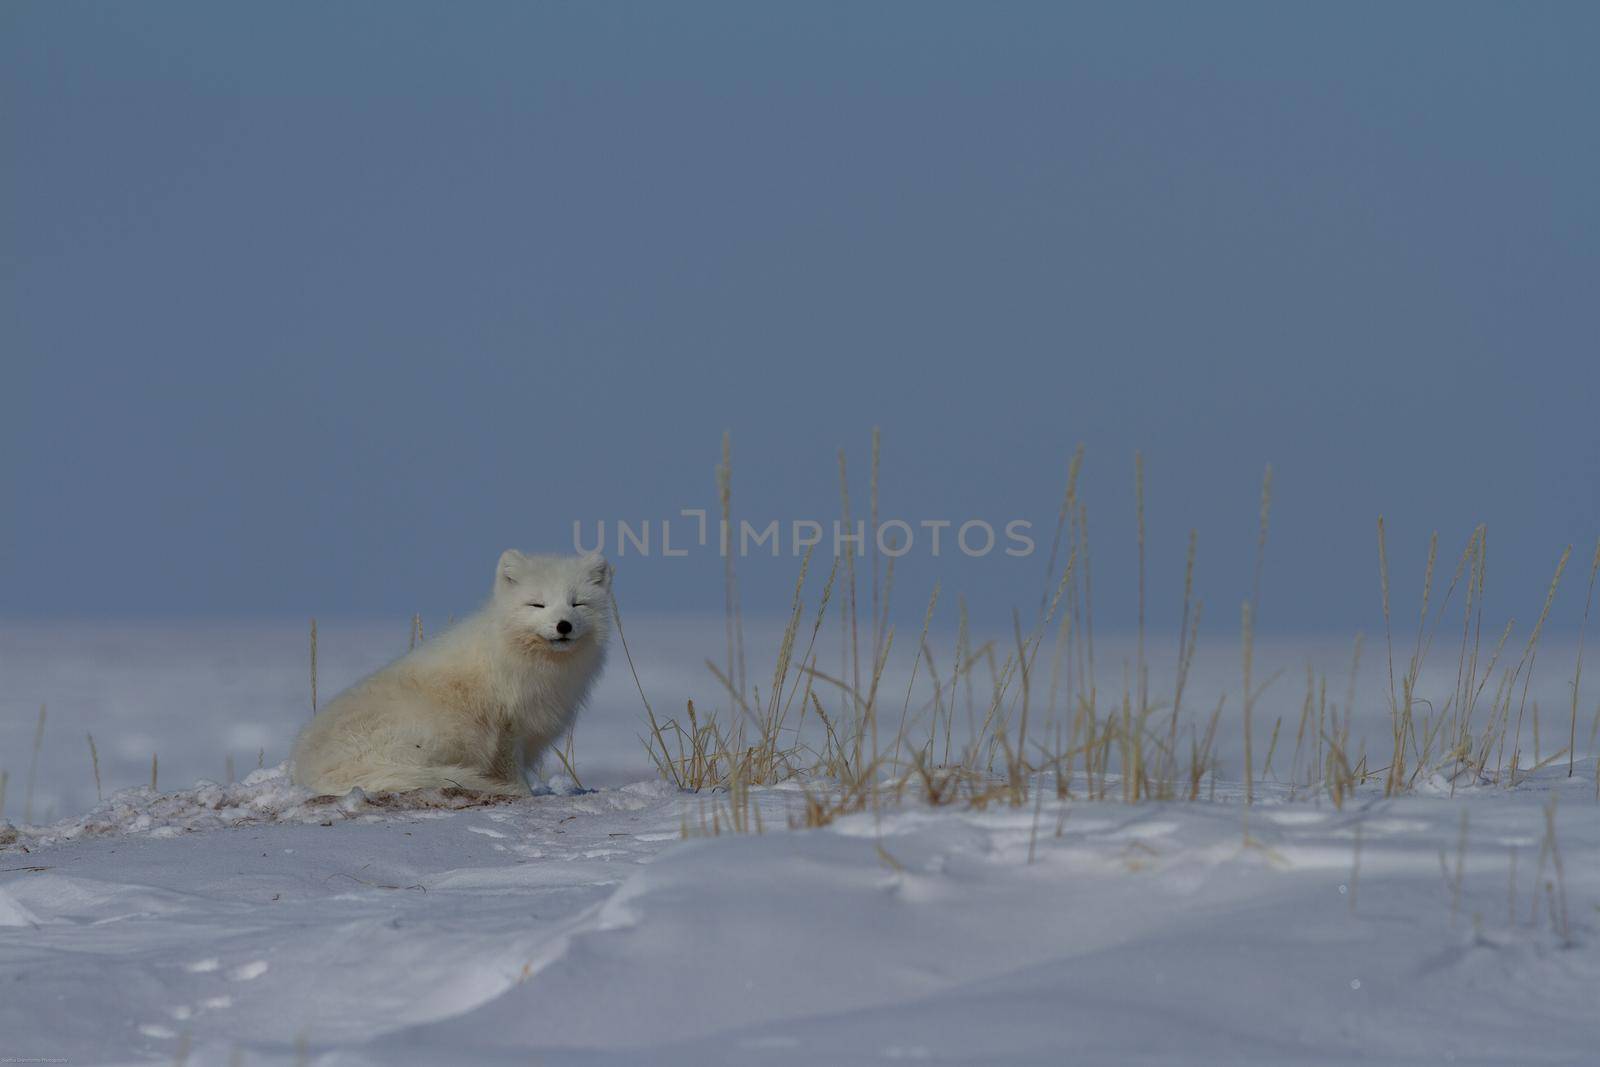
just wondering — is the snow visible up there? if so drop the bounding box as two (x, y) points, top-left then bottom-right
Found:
(5, 767), (1598, 1064)
(3, 622), (1599, 1063)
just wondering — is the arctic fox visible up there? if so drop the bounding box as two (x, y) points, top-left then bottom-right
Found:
(291, 551), (611, 796)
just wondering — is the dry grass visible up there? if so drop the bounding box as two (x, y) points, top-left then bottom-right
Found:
(612, 434), (1593, 829)
(554, 728), (582, 790)
(719, 430), (746, 702)
(1569, 538), (1600, 777)
(1242, 464), (1273, 805)
(87, 732), (102, 803)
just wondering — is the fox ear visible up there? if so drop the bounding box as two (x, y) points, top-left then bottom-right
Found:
(497, 549), (525, 585)
(583, 553), (611, 589)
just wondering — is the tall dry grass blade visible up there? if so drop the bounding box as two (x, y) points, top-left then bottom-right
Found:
(1238, 465), (1273, 804)
(718, 431), (747, 701)
(1395, 533), (1441, 786)
(1344, 631), (1364, 734)
(1012, 608), (1033, 802)
(1135, 451), (1147, 720)
(1292, 663), (1314, 786)
(875, 521), (901, 708)
(891, 584), (940, 769)
(955, 596), (973, 764)
(1410, 532), (1439, 676)
(1316, 672), (1328, 789)
(87, 732), (102, 803)
(1189, 695), (1225, 800)
(1077, 501), (1096, 702)
(1047, 592), (1071, 728)
(838, 448), (863, 728)
(553, 737), (584, 791)
(1262, 716), (1283, 781)
(1377, 518), (1401, 793)
(611, 588), (682, 790)
(778, 555), (840, 764)
(1045, 535), (1085, 771)
(1241, 602), (1255, 805)
(870, 426), (882, 666)
(1568, 537), (1600, 776)
(705, 659), (757, 724)
(1507, 545), (1572, 781)
(1449, 528), (1486, 776)
(1533, 702), (1541, 766)
(24, 704), (46, 825)
(1166, 529), (1199, 789)
(762, 544), (816, 748)
(864, 627), (896, 781)
(1040, 444), (1085, 620)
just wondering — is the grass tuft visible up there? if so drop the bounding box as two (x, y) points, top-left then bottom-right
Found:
(619, 434), (1597, 835)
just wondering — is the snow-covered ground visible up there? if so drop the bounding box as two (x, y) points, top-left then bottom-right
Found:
(3, 621), (1599, 1064)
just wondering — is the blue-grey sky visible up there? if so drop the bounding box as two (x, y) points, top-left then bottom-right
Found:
(3, 1), (1597, 633)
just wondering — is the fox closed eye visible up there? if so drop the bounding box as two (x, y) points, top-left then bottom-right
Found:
(527, 602), (546, 609)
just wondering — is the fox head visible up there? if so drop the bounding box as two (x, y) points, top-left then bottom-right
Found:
(492, 550), (613, 654)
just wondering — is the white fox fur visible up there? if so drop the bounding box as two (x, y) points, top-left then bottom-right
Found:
(291, 551), (611, 796)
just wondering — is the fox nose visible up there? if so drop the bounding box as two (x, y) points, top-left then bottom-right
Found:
(556, 619), (573, 636)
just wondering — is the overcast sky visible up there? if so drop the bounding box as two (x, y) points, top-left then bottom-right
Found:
(3, 2), (1597, 633)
